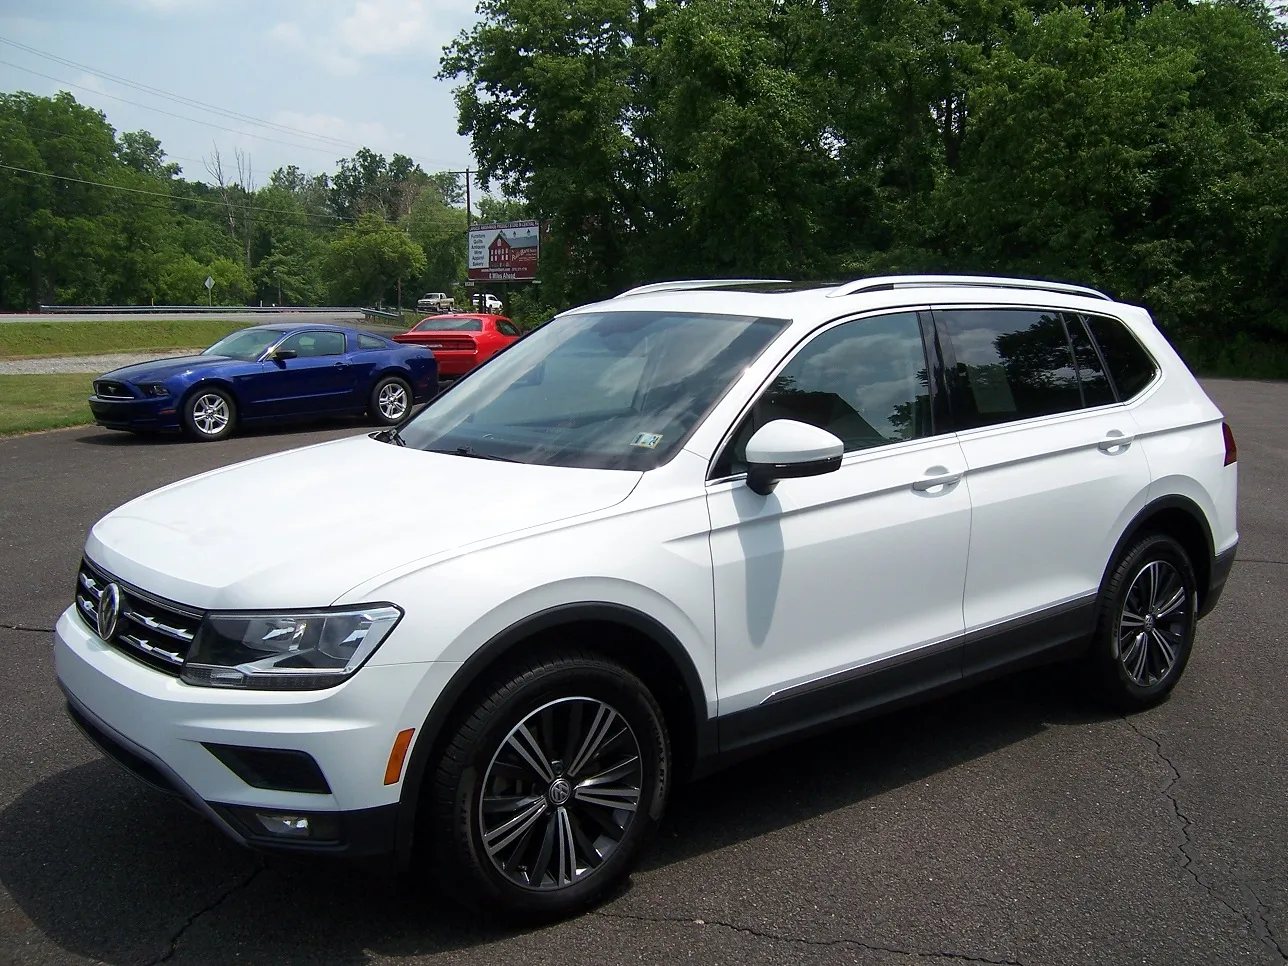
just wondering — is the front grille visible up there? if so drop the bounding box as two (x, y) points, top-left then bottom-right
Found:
(75, 559), (203, 675)
(93, 380), (135, 398)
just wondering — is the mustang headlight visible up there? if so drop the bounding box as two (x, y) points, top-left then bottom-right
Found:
(141, 383), (171, 397)
(181, 604), (402, 690)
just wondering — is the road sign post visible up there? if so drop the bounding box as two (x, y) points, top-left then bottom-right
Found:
(204, 275), (214, 307)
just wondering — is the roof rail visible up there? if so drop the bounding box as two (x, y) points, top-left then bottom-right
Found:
(615, 278), (792, 298)
(827, 275), (1112, 301)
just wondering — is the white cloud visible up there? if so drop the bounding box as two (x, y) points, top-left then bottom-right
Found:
(273, 0), (477, 76)
(272, 110), (391, 149)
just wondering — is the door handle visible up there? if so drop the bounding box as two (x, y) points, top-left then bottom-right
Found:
(1098, 430), (1135, 452)
(911, 467), (963, 491)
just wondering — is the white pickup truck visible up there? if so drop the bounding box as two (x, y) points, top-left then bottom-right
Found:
(416, 292), (454, 313)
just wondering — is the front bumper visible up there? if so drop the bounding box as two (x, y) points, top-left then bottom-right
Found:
(88, 394), (180, 432)
(53, 606), (453, 857)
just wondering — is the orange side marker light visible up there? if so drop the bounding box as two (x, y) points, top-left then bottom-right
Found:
(384, 728), (415, 785)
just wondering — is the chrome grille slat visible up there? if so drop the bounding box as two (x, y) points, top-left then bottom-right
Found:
(118, 633), (185, 665)
(121, 607), (195, 643)
(74, 559), (203, 675)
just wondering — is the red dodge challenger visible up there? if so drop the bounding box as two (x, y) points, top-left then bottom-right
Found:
(391, 313), (522, 378)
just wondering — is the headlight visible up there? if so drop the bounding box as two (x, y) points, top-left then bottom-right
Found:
(141, 383), (170, 397)
(181, 604), (402, 690)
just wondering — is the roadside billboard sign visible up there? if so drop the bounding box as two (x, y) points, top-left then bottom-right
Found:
(468, 220), (539, 282)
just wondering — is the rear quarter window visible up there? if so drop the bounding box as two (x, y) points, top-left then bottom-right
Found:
(358, 334), (388, 350)
(1083, 314), (1159, 400)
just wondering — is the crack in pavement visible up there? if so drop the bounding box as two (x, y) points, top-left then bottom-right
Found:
(144, 861), (265, 965)
(594, 909), (1026, 964)
(0, 622), (55, 634)
(1125, 719), (1287, 962)
(1247, 885), (1288, 962)
(1237, 558), (1288, 567)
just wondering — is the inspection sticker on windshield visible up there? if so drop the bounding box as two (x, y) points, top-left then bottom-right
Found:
(630, 432), (664, 449)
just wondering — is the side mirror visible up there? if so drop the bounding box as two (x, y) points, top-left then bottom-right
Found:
(272, 348), (297, 362)
(745, 419), (844, 495)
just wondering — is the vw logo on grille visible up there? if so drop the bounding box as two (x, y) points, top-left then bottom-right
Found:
(97, 582), (122, 641)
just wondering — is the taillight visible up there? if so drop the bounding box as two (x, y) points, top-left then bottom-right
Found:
(1223, 422), (1237, 466)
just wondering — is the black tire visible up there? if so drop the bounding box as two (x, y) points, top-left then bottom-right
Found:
(369, 375), (412, 426)
(1087, 533), (1198, 711)
(429, 649), (671, 920)
(180, 386), (236, 442)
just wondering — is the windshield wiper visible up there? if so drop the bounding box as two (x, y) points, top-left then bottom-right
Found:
(428, 446), (519, 462)
(373, 427), (405, 446)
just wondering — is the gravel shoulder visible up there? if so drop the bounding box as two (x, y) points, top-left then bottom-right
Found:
(0, 349), (199, 375)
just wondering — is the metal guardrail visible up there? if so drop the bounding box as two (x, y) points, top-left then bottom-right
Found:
(37, 305), (367, 315)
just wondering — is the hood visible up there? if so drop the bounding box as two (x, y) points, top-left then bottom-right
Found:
(86, 435), (642, 610)
(101, 354), (236, 383)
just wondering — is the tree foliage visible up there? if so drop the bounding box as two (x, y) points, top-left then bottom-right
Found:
(0, 92), (470, 311)
(442, 0), (1288, 372)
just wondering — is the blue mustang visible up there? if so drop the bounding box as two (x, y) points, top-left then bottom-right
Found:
(88, 323), (438, 442)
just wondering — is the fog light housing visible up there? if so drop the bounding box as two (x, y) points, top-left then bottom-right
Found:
(219, 804), (342, 843)
(255, 813), (312, 837)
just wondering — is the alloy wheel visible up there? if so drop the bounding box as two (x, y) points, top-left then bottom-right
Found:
(191, 393), (230, 435)
(1117, 559), (1192, 686)
(378, 382), (408, 420)
(479, 696), (643, 891)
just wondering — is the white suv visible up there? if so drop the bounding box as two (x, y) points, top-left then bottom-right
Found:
(55, 276), (1238, 918)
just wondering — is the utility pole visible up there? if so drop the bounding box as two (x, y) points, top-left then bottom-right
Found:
(464, 168), (472, 228)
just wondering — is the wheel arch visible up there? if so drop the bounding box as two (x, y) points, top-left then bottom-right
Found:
(393, 601), (714, 864)
(1099, 494), (1214, 613)
(177, 378), (240, 420)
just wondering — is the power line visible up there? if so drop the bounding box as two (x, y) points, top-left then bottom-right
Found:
(0, 37), (467, 171)
(0, 58), (359, 159)
(0, 161), (353, 222)
(2, 119), (208, 168)
(0, 35), (354, 149)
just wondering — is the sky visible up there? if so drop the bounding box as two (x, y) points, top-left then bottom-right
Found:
(0, 0), (482, 185)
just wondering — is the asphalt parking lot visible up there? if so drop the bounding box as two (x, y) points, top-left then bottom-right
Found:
(1, 379), (1285, 966)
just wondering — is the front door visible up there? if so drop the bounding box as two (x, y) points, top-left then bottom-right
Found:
(266, 329), (358, 415)
(706, 311), (973, 754)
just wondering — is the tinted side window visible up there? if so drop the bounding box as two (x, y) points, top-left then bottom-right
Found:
(1083, 314), (1158, 400)
(939, 309), (1081, 429)
(714, 312), (933, 477)
(1065, 314), (1116, 406)
(280, 330), (346, 357)
(496, 320), (520, 336)
(358, 334), (387, 350)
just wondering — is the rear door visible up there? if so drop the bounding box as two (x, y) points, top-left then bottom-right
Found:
(934, 306), (1153, 675)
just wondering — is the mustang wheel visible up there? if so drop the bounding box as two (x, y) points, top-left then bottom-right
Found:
(1087, 533), (1198, 711)
(370, 375), (411, 426)
(430, 650), (670, 919)
(181, 387), (236, 442)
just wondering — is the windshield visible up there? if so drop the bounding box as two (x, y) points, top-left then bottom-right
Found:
(204, 328), (285, 361)
(415, 317), (483, 332)
(398, 310), (789, 470)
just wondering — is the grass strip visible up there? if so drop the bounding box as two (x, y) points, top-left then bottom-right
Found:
(0, 319), (248, 359)
(0, 373), (95, 435)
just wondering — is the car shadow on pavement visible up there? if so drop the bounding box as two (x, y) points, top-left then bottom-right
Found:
(71, 417), (377, 447)
(0, 665), (1117, 965)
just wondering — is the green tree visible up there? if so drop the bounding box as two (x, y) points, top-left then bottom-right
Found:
(405, 184), (468, 295)
(325, 212), (427, 305)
